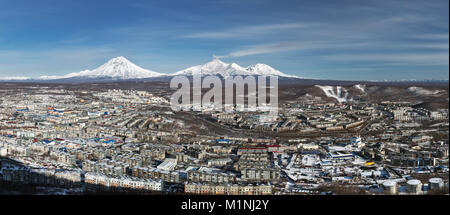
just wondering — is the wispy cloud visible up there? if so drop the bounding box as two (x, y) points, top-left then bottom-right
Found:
(211, 11), (449, 67)
(215, 38), (449, 59)
(215, 40), (355, 58)
(216, 42), (305, 58)
(184, 23), (310, 39)
(413, 34), (449, 41)
(0, 0), (448, 80)
(323, 53), (449, 66)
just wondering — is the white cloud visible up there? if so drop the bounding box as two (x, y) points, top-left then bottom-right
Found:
(184, 23), (310, 39)
(216, 41), (370, 58)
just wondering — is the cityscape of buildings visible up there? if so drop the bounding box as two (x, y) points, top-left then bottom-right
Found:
(0, 85), (448, 195)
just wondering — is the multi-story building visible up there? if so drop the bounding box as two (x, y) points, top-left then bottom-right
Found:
(241, 168), (280, 182)
(84, 172), (164, 192)
(184, 183), (273, 195)
(187, 170), (236, 183)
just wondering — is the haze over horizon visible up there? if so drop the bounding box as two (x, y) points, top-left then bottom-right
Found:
(0, 0), (448, 81)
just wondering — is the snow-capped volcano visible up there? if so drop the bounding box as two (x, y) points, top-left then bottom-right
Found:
(38, 56), (164, 80)
(172, 58), (299, 78)
(0, 56), (299, 82)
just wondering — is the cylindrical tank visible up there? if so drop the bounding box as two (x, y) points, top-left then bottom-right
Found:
(382, 180), (397, 194)
(428, 178), (444, 190)
(407, 179), (422, 194)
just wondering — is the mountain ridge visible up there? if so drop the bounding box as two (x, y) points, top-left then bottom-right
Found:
(172, 58), (299, 78)
(0, 56), (300, 81)
(1, 56), (449, 83)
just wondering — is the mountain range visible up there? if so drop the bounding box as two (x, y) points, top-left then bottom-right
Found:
(173, 57), (298, 78)
(0, 56), (299, 82)
(1, 56), (448, 83)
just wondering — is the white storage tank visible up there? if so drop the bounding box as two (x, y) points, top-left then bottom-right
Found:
(382, 180), (397, 194)
(407, 179), (422, 194)
(428, 178), (444, 190)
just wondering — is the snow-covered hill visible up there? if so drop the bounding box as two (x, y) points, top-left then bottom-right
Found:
(315, 85), (349, 103)
(172, 58), (299, 78)
(407, 86), (444, 96)
(354, 84), (366, 93)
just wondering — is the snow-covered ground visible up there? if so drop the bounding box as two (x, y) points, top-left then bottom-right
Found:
(395, 122), (421, 128)
(430, 122), (449, 127)
(301, 155), (320, 166)
(354, 84), (366, 93)
(407, 86), (444, 96)
(315, 85), (349, 103)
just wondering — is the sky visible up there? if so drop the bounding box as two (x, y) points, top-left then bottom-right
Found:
(0, 0), (448, 80)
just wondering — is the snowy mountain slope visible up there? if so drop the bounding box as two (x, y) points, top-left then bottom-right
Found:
(172, 58), (299, 78)
(0, 57), (298, 81)
(38, 56), (165, 80)
(0, 76), (31, 81)
(315, 85), (349, 103)
(172, 58), (245, 77)
(407, 86), (444, 96)
(354, 84), (366, 93)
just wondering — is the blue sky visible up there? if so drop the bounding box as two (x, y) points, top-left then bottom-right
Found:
(0, 0), (448, 80)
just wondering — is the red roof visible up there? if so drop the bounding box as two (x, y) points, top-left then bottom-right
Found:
(267, 145), (281, 148)
(239, 147), (267, 150)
